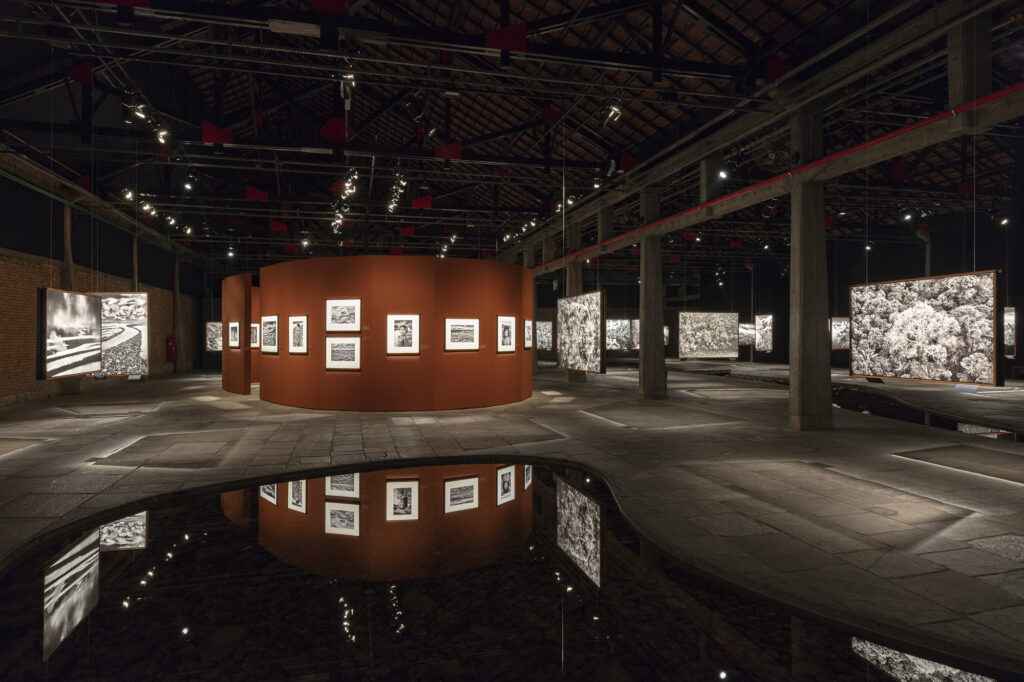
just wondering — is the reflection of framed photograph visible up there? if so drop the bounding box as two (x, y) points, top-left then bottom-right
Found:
(444, 477), (479, 513)
(228, 322), (240, 348)
(387, 314), (420, 354)
(325, 501), (360, 536)
(524, 464), (533, 489)
(205, 322), (223, 352)
(386, 480), (419, 521)
(326, 336), (360, 370)
(250, 323), (260, 349)
(259, 483), (277, 505)
(444, 318), (479, 351)
(287, 479), (307, 513)
(288, 316), (308, 354)
(524, 320), (533, 349)
(497, 315), (516, 353)
(261, 315), (279, 354)
(99, 511), (148, 551)
(496, 465), (515, 505)
(326, 299), (360, 332)
(326, 473), (360, 498)
(43, 530), (99, 660)
(557, 476), (602, 588)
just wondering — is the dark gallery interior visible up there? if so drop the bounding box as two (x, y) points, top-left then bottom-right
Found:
(2, 0), (1024, 679)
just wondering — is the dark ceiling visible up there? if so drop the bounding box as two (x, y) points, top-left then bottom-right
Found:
(0, 0), (1021, 277)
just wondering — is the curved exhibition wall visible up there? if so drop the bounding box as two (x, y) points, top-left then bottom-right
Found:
(256, 256), (533, 411)
(256, 464), (533, 581)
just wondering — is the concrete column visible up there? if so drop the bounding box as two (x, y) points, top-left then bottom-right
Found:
(564, 222), (586, 383)
(523, 244), (535, 268)
(947, 5), (991, 110)
(699, 151), (724, 204)
(597, 206), (614, 243)
(61, 204), (74, 290)
(639, 234), (667, 399)
(788, 100), (832, 431)
(542, 237), (556, 265)
(1010, 140), (1024, 379)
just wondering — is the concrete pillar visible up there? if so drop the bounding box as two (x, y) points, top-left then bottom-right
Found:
(788, 100), (832, 431)
(947, 5), (991, 110)
(597, 206), (614, 243)
(542, 237), (556, 265)
(564, 222), (586, 383)
(61, 204), (74, 290)
(699, 151), (724, 204)
(523, 244), (535, 268)
(1010, 141), (1024, 379)
(639, 234), (667, 399)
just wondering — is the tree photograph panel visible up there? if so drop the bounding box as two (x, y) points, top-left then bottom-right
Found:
(755, 315), (773, 353)
(557, 291), (604, 373)
(850, 271), (998, 385)
(605, 319), (630, 351)
(677, 312), (739, 359)
(831, 317), (851, 350)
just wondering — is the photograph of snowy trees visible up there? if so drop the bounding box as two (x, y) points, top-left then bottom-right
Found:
(677, 312), (739, 359)
(557, 291), (604, 373)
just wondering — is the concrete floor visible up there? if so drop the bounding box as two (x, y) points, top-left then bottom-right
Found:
(2, 368), (1024, 675)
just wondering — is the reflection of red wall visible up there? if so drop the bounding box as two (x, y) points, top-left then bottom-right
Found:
(221, 488), (254, 529)
(257, 464), (533, 581)
(250, 286), (261, 383)
(257, 256), (533, 411)
(221, 273), (251, 395)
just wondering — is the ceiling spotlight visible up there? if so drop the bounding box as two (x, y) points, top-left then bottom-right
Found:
(133, 104), (146, 120)
(763, 243), (769, 250)
(227, 246), (235, 257)
(865, 243), (872, 251)
(301, 239), (310, 248)
(1000, 216), (1010, 226)
(718, 168), (728, 180)
(184, 226), (192, 235)
(603, 101), (622, 126)
(156, 128), (169, 144)
(141, 203), (151, 211)
(718, 159), (737, 180)
(167, 217), (175, 226)
(593, 178), (601, 189)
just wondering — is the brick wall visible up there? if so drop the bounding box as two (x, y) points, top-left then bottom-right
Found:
(0, 246), (199, 406)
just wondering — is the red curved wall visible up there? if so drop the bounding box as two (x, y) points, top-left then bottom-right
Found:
(256, 464), (533, 581)
(256, 256), (533, 411)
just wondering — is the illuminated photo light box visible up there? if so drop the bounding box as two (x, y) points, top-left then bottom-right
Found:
(536, 320), (553, 351)
(678, 312), (739, 359)
(556, 477), (601, 589)
(605, 319), (630, 351)
(831, 316), (850, 350)
(92, 292), (148, 376)
(738, 322), (755, 346)
(44, 289), (102, 379)
(43, 530), (99, 660)
(630, 319), (640, 350)
(850, 270), (999, 385)
(1006, 307), (1015, 356)
(755, 314), (773, 353)
(205, 322), (223, 352)
(557, 291), (605, 373)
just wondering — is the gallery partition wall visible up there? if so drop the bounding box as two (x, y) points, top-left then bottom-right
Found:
(226, 255), (533, 411)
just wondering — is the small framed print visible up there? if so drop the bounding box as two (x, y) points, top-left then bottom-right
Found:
(386, 480), (419, 521)
(445, 318), (479, 351)
(228, 322), (241, 348)
(325, 501), (360, 536)
(326, 299), (360, 333)
(259, 483), (277, 505)
(497, 316), (516, 353)
(250, 323), (260, 349)
(288, 315), (308, 354)
(325, 473), (359, 498)
(524, 320), (533, 349)
(261, 315), (279, 354)
(524, 464), (533, 489)
(444, 477), (479, 513)
(287, 479), (307, 513)
(496, 465), (515, 505)
(326, 336), (360, 370)
(387, 314), (420, 355)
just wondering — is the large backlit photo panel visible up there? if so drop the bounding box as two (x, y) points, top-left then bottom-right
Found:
(557, 291), (605, 373)
(556, 477), (601, 588)
(93, 292), (149, 375)
(205, 322), (223, 351)
(536, 321), (553, 351)
(1006, 307), (1015, 356)
(605, 319), (630, 350)
(43, 530), (99, 660)
(831, 316), (850, 350)
(44, 289), (102, 378)
(850, 271), (999, 385)
(678, 312), (739, 359)
(738, 323), (755, 346)
(755, 314), (772, 353)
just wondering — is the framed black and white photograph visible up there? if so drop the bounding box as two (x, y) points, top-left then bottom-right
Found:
(605, 319), (630, 350)
(326, 298), (361, 332)
(557, 290), (605, 373)
(536, 321), (553, 351)
(497, 315), (516, 353)
(288, 315), (308, 354)
(250, 322), (260, 349)
(324, 501), (360, 536)
(99, 511), (147, 551)
(325, 336), (360, 370)
(524, 319), (533, 349)
(444, 477), (479, 513)
(556, 476), (602, 588)
(287, 479), (307, 513)
(755, 314), (773, 353)
(524, 464), (532, 489)
(738, 322), (755, 346)
(830, 316), (850, 350)
(43, 530), (99, 660)
(387, 314), (420, 354)
(678, 312), (739, 359)
(444, 318), (479, 351)
(850, 270), (999, 385)
(385, 480), (419, 521)
(1005, 307), (1015, 356)
(92, 292), (149, 376)
(228, 321), (240, 348)
(261, 315), (279, 354)
(43, 289), (102, 379)
(259, 483), (277, 505)
(205, 322), (223, 352)
(326, 473), (360, 498)
(496, 465), (515, 505)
